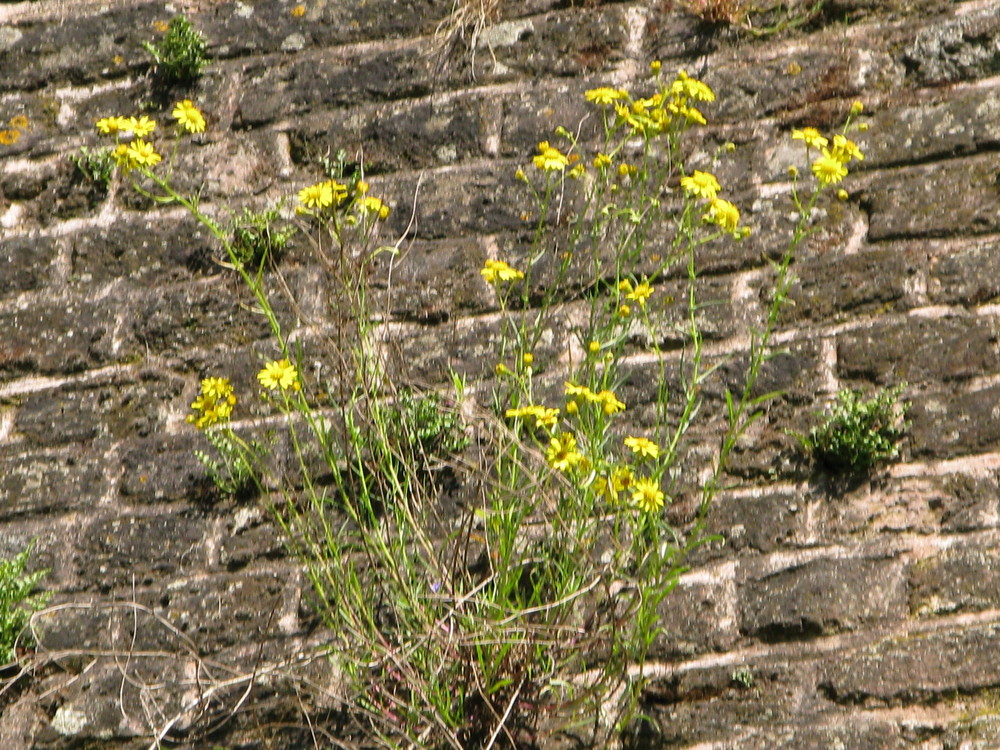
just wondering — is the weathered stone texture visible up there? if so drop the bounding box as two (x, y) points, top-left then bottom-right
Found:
(2, 0), (1000, 747)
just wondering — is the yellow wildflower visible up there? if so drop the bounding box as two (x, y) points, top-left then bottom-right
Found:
(830, 134), (864, 163)
(812, 152), (848, 186)
(850, 100), (864, 115)
(703, 198), (740, 233)
(650, 60), (662, 74)
(588, 340), (601, 355)
(624, 436), (660, 459)
(680, 170), (720, 201)
(298, 181), (334, 208)
(626, 280), (653, 307)
(258, 358), (300, 391)
(187, 376), (237, 430)
(585, 87), (627, 106)
(596, 390), (625, 415)
(837, 189), (849, 201)
(533, 141), (569, 172)
(481, 259), (524, 283)
(126, 139), (161, 167)
(125, 115), (157, 137)
(172, 99), (206, 134)
(632, 477), (665, 513)
(359, 196), (390, 220)
(671, 70), (715, 102)
(792, 127), (828, 150)
(546, 432), (584, 472)
(96, 116), (129, 135)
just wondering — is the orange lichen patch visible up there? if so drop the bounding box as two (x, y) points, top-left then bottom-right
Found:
(9, 115), (29, 130)
(0, 129), (21, 145)
(152, 19), (169, 32)
(291, 4), (306, 16)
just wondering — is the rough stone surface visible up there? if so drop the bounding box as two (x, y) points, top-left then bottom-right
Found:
(2, 0), (1000, 747)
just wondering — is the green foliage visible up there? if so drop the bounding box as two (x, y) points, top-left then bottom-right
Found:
(71, 145), (115, 189)
(142, 15), (208, 85)
(384, 388), (469, 470)
(805, 384), (909, 472)
(0, 540), (50, 664)
(228, 205), (296, 269)
(195, 429), (259, 500)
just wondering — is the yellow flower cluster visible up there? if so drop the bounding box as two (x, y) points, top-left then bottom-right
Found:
(546, 432), (585, 472)
(679, 169), (744, 236)
(258, 358), (300, 391)
(585, 68), (714, 138)
(0, 114), (30, 146)
(94, 101), (206, 172)
(564, 382), (626, 415)
(187, 377), (237, 430)
(533, 141), (570, 172)
(298, 179), (349, 208)
(505, 404), (560, 430)
(792, 105), (866, 187)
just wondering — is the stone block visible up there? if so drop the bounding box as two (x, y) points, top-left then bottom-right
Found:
(0, 234), (57, 295)
(866, 153), (1000, 241)
(908, 383), (1000, 460)
(927, 235), (1000, 308)
(836, 317), (1000, 385)
(908, 544), (1000, 617)
(0, 447), (106, 520)
(740, 556), (907, 639)
(901, 7), (1000, 86)
(821, 624), (1000, 704)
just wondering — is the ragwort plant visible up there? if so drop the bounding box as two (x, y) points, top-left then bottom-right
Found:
(93, 67), (868, 746)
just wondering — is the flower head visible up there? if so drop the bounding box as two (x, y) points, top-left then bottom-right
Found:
(126, 139), (161, 167)
(703, 198), (740, 233)
(830, 134), (864, 164)
(671, 70), (715, 103)
(624, 436), (660, 459)
(298, 181), (334, 209)
(533, 141), (569, 172)
(632, 477), (665, 513)
(359, 196), (390, 220)
(680, 170), (720, 201)
(592, 152), (612, 170)
(506, 404), (560, 431)
(481, 259), (524, 283)
(812, 152), (849, 186)
(258, 358), (300, 391)
(585, 87), (627, 106)
(792, 127), (828, 150)
(546, 432), (584, 472)
(96, 116), (130, 135)
(596, 390), (626, 415)
(172, 100), (206, 134)
(125, 116), (157, 138)
(626, 280), (653, 307)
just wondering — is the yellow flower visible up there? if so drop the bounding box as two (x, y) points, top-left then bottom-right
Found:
(126, 139), (161, 167)
(172, 99), (206, 134)
(568, 163), (586, 179)
(495, 362), (513, 377)
(588, 340), (601, 355)
(671, 70), (715, 102)
(585, 87), (627, 106)
(359, 196), (390, 219)
(703, 198), (740, 233)
(481, 259), (524, 283)
(626, 280), (653, 307)
(632, 477), (665, 513)
(546, 432), (584, 472)
(595, 465), (634, 502)
(125, 115), (157, 137)
(787, 165), (799, 179)
(187, 376), (237, 430)
(596, 390), (625, 415)
(96, 116), (129, 135)
(111, 143), (132, 168)
(355, 180), (370, 195)
(505, 405), (559, 430)
(522, 352), (534, 367)
(533, 141), (569, 172)
(298, 181), (334, 208)
(837, 188), (849, 201)
(564, 381), (592, 399)
(592, 152), (612, 170)
(680, 170), (720, 201)
(617, 303), (631, 318)
(624, 436), (660, 459)
(830, 134), (864, 163)
(850, 100), (864, 115)
(258, 358), (300, 391)
(812, 152), (848, 186)
(650, 60), (662, 74)
(792, 127), (828, 150)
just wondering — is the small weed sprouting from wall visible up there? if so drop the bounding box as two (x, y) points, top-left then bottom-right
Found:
(88, 68), (868, 746)
(803, 384), (910, 473)
(142, 15), (208, 86)
(70, 146), (116, 190)
(0, 541), (50, 665)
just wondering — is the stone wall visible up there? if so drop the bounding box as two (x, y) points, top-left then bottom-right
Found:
(2, 0), (1000, 747)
